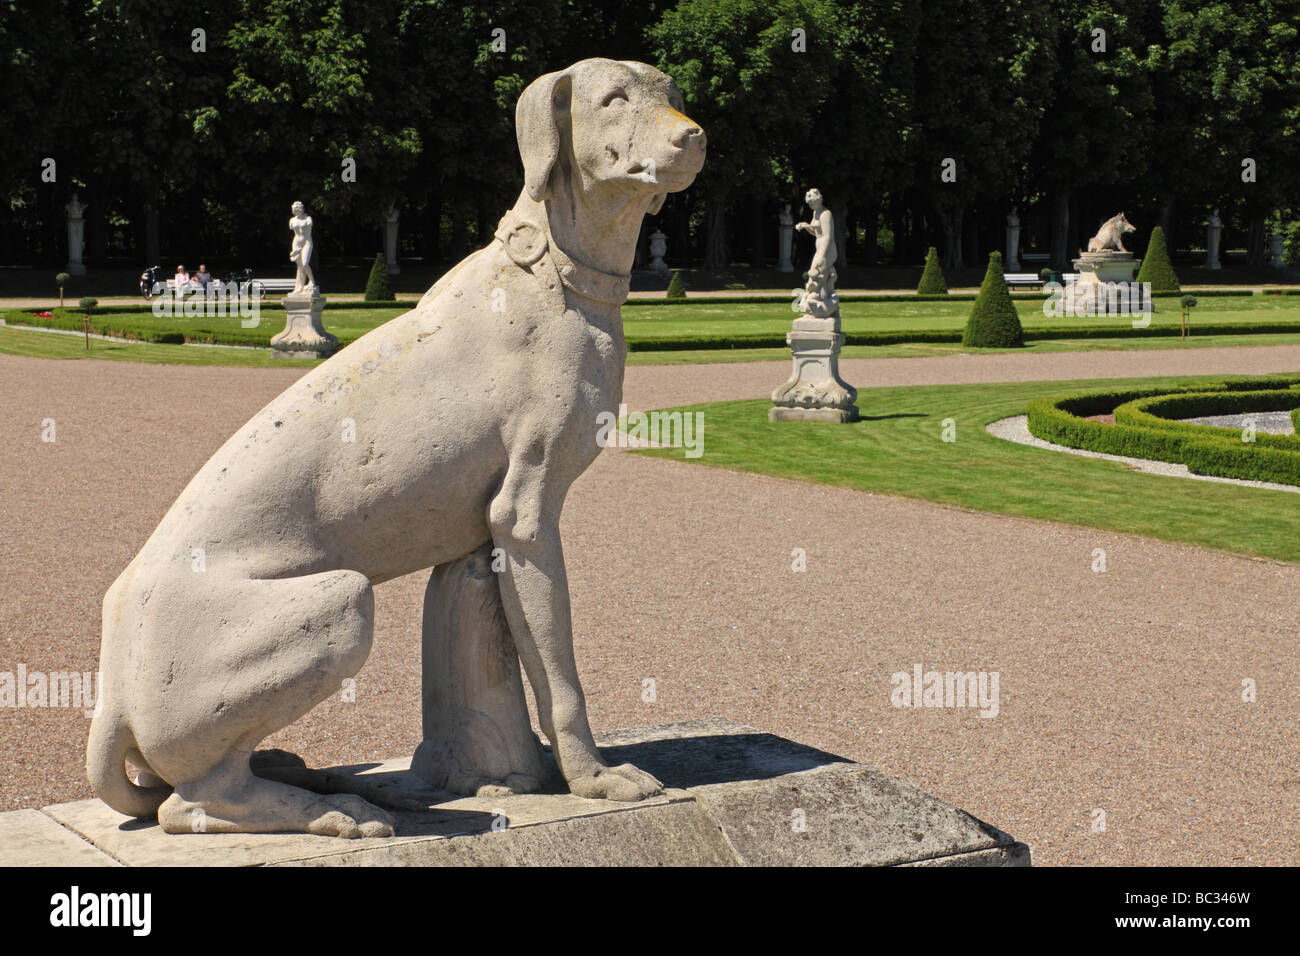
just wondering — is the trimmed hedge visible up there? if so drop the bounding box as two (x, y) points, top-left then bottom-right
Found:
(1025, 379), (1300, 486)
(1113, 388), (1300, 452)
(1136, 226), (1180, 292)
(363, 253), (395, 301)
(962, 252), (1024, 347)
(917, 246), (948, 294)
(666, 270), (687, 298)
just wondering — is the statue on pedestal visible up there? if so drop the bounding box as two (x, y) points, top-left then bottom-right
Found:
(770, 188), (857, 423)
(1205, 208), (1222, 270)
(65, 193), (88, 276)
(1005, 206), (1021, 270)
(273, 200), (336, 358)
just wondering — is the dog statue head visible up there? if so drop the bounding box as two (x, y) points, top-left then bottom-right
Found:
(516, 58), (706, 217)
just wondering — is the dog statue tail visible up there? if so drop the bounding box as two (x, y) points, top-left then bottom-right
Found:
(87, 706), (171, 819)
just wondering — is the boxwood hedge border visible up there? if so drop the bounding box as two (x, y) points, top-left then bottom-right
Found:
(1025, 376), (1300, 487)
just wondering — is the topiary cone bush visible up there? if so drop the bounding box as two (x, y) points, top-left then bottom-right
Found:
(666, 269), (687, 299)
(962, 252), (1024, 348)
(1137, 226), (1180, 293)
(364, 252), (395, 301)
(917, 246), (948, 294)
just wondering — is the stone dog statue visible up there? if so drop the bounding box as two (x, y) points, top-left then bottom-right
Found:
(1086, 212), (1136, 253)
(87, 59), (705, 837)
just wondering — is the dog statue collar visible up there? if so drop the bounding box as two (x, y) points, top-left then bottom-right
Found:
(495, 211), (630, 307)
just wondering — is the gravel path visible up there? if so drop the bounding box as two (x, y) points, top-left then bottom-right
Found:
(2, 347), (1299, 866)
(1181, 410), (1296, 434)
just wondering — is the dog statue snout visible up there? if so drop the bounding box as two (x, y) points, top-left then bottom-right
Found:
(673, 122), (706, 150)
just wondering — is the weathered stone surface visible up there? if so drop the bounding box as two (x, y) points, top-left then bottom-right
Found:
(273, 801), (736, 867)
(902, 843), (1032, 866)
(692, 761), (1023, 866)
(32, 721), (1028, 866)
(0, 809), (118, 866)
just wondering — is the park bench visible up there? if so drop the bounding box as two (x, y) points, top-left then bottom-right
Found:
(164, 276), (297, 298)
(246, 277), (297, 296)
(1004, 273), (1042, 287)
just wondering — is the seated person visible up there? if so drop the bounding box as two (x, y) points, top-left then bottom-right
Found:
(174, 265), (190, 292)
(194, 264), (212, 289)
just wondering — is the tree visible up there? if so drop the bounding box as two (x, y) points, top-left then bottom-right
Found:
(963, 252), (1023, 348)
(1031, 1), (1157, 266)
(917, 247), (947, 294)
(910, 0), (1055, 269)
(650, 0), (841, 268)
(791, 1), (920, 266)
(1156, 0), (1300, 265)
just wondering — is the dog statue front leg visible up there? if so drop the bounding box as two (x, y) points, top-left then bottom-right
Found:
(488, 483), (663, 801)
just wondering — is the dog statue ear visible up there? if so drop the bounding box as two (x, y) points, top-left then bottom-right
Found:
(647, 193), (667, 216)
(517, 69), (573, 202)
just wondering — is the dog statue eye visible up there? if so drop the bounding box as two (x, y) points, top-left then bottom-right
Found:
(602, 90), (628, 107)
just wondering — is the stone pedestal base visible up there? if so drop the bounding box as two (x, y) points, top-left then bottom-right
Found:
(1069, 252), (1142, 315)
(66, 262), (87, 277)
(770, 317), (858, 423)
(769, 405), (857, 423)
(271, 288), (337, 358)
(10, 719), (1030, 866)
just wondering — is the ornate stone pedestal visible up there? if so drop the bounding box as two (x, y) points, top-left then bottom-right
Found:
(1068, 251), (1141, 315)
(271, 288), (338, 359)
(770, 312), (858, 423)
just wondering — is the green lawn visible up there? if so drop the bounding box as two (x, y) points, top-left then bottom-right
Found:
(625, 331), (1300, 364)
(623, 293), (1300, 342)
(0, 325), (318, 366)
(5, 295), (1300, 367)
(7, 293), (1300, 348)
(633, 377), (1300, 564)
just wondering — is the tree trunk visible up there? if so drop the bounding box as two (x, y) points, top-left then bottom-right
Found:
(1050, 188), (1070, 267)
(1247, 214), (1267, 267)
(831, 198), (848, 270)
(892, 202), (908, 265)
(143, 199), (161, 266)
(1157, 197), (1174, 235)
(450, 215), (468, 260)
(423, 193), (442, 263)
(89, 195), (106, 264)
(703, 199), (727, 270)
(749, 198), (765, 268)
(964, 207), (979, 267)
(862, 200), (878, 267)
(935, 200), (963, 270)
